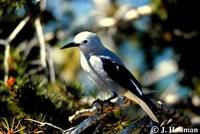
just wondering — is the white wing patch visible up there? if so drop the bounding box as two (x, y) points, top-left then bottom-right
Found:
(89, 55), (103, 70)
(89, 56), (108, 78)
(116, 65), (119, 71)
(130, 79), (143, 96)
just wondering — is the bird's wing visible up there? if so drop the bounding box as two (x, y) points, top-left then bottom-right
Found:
(91, 55), (143, 97)
(89, 56), (159, 123)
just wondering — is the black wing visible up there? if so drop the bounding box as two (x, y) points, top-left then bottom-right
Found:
(100, 57), (143, 97)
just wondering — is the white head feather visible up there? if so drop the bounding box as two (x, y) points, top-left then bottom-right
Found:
(73, 31), (103, 53)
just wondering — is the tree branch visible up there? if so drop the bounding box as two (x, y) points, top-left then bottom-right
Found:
(3, 43), (10, 84)
(7, 16), (30, 43)
(46, 46), (56, 84)
(65, 97), (131, 134)
(68, 107), (97, 123)
(25, 118), (64, 132)
(34, 17), (47, 68)
(1, 16), (30, 83)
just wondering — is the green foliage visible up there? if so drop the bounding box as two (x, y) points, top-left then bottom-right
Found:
(0, 117), (26, 134)
(0, 0), (26, 16)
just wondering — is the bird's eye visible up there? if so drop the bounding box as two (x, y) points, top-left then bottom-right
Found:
(83, 40), (88, 44)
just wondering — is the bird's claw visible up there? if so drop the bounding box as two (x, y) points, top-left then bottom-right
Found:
(92, 99), (104, 106)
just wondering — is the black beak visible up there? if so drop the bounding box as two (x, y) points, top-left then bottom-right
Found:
(60, 42), (79, 49)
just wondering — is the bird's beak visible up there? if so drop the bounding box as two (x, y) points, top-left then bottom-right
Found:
(60, 42), (79, 49)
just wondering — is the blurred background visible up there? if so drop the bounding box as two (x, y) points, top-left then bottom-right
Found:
(0, 0), (200, 133)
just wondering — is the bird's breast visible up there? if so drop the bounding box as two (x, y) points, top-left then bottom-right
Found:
(80, 53), (108, 90)
(80, 52), (91, 73)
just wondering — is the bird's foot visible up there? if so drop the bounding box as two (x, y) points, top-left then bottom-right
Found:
(92, 98), (116, 114)
(92, 99), (104, 106)
(92, 93), (117, 106)
(105, 92), (117, 102)
(92, 99), (105, 113)
(92, 93), (117, 113)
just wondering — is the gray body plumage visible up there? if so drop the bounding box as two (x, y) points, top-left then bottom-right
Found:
(80, 47), (126, 95)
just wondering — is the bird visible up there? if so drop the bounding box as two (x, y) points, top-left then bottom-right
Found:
(61, 31), (159, 123)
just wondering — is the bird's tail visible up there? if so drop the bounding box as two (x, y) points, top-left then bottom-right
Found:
(124, 91), (159, 123)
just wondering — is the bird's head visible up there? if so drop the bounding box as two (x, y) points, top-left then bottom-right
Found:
(61, 31), (103, 53)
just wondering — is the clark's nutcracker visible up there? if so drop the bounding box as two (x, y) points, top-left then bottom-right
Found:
(61, 31), (159, 123)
